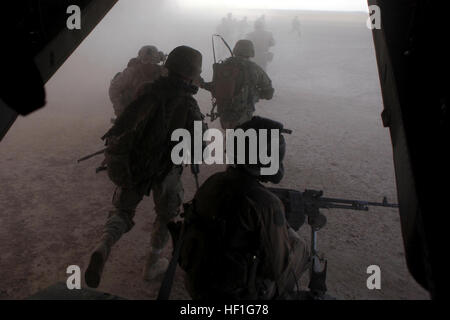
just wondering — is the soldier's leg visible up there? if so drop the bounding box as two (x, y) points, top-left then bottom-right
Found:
(143, 166), (184, 280)
(288, 228), (310, 278)
(278, 228), (310, 299)
(85, 187), (143, 288)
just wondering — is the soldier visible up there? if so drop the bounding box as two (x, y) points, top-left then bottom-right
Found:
(246, 19), (275, 71)
(237, 16), (250, 39)
(255, 14), (266, 29)
(85, 46), (206, 288)
(173, 116), (310, 300)
(291, 16), (301, 38)
(109, 45), (167, 120)
(216, 13), (237, 59)
(201, 39), (274, 129)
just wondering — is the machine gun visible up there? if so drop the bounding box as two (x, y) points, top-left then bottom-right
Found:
(267, 187), (399, 300)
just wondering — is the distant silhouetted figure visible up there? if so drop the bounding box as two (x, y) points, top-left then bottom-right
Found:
(216, 13), (238, 59)
(291, 16), (301, 38)
(246, 19), (275, 71)
(237, 16), (250, 39)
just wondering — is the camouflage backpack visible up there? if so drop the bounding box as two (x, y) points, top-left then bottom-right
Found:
(211, 58), (252, 116)
(101, 80), (191, 192)
(102, 87), (157, 189)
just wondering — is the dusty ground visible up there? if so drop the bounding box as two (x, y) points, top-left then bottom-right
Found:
(0, 5), (429, 300)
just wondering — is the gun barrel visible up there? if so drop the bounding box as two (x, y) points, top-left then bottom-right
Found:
(281, 128), (293, 134)
(367, 201), (399, 208)
(320, 197), (399, 210)
(319, 198), (369, 211)
(77, 148), (106, 163)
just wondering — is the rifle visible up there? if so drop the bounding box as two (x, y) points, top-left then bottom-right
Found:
(267, 187), (398, 300)
(77, 148), (106, 163)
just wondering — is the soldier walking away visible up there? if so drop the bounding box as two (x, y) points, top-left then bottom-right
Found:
(255, 14), (266, 29)
(215, 13), (238, 59)
(291, 16), (302, 39)
(85, 46), (206, 288)
(237, 16), (250, 39)
(201, 39), (274, 129)
(170, 116), (310, 300)
(109, 45), (167, 121)
(246, 19), (275, 71)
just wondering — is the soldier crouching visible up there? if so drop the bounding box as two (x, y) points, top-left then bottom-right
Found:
(174, 116), (310, 300)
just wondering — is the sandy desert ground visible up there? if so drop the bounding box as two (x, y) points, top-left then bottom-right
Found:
(0, 3), (429, 300)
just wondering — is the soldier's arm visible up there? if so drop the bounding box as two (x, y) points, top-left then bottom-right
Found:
(199, 77), (213, 92)
(269, 33), (275, 47)
(245, 194), (289, 281)
(186, 99), (206, 123)
(185, 99), (208, 159)
(256, 68), (275, 100)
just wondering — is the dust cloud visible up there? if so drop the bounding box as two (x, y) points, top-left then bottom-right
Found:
(0, 1), (428, 299)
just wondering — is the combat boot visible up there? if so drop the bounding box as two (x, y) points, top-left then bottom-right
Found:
(142, 217), (170, 281)
(85, 235), (114, 288)
(142, 248), (169, 281)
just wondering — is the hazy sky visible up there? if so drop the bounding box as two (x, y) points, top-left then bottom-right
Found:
(177, 0), (369, 12)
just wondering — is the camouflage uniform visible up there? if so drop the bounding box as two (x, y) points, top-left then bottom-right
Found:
(109, 46), (166, 118)
(220, 56), (273, 129)
(202, 40), (274, 129)
(179, 167), (309, 300)
(86, 46), (205, 288)
(176, 117), (309, 300)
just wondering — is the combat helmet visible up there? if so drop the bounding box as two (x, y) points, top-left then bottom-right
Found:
(233, 39), (255, 58)
(138, 45), (164, 64)
(254, 19), (265, 31)
(127, 57), (140, 68)
(233, 116), (290, 184)
(164, 46), (203, 81)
